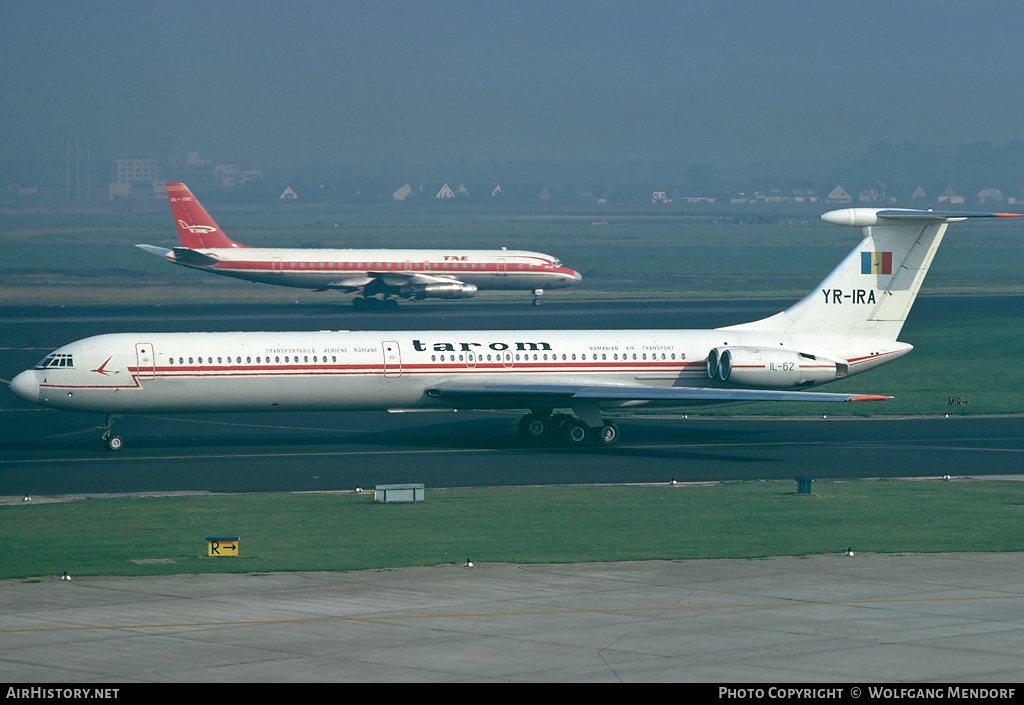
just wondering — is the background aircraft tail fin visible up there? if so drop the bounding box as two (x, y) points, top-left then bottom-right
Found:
(164, 183), (245, 249)
(725, 208), (1022, 341)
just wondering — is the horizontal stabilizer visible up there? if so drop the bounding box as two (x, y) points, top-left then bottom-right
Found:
(136, 243), (221, 267)
(170, 247), (221, 267)
(822, 208), (1023, 227)
(135, 244), (173, 258)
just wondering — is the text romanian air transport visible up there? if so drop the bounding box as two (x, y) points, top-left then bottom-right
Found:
(137, 183), (581, 309)
(12, 208), (1020, 450)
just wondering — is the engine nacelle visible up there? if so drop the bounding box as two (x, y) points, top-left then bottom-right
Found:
(416, 282), (478, 300)
(707, 346), (839, 388)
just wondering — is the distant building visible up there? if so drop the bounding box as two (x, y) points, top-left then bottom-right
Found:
(911, 186), (927, 200)
(858, 189), (892, 203)
(115, 159), (157, 185)
(938, 184), (963, 204)
(280, 186), (298, 200)
(108, 182), (131, 199)
(187, 152), (213, 169)
(215, 164), (240, 188)
(652, 191), (671, 203)
(977, 188), (1003, 203)
(435, 183), (455, 199)
(392, 183), (412, 201)
(826, 185), (852, 204)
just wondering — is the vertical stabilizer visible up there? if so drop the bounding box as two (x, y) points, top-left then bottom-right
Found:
(725, 208), (1022, 341)
(164, 183), (245, 249)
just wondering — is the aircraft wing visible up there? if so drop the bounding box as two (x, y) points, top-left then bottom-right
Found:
(319, 271), (464, 289)
(331, 270), (477, 299)
(426, 382), (889, 408)
(365, 270), (467, 287)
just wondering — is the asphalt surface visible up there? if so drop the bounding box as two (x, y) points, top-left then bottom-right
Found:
(2, 297), (1022, 494)
(4, 554), (1023, 682)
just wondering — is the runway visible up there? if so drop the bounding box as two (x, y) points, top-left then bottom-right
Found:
(2, 410), (1023, 495)
(2, 298), (1023, 494)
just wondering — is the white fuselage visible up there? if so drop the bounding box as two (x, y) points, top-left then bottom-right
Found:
(171, 247), (581, 292)
(11, 329), (909, 415)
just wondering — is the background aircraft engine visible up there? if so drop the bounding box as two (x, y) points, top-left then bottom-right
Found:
(706, 347), (838, 388)
(414, 282), (479, 299)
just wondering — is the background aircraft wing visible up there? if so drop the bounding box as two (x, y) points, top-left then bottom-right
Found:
(318, 270), (470, 290)
(365, 270), (468, 287)
(427, 382), (889, 408)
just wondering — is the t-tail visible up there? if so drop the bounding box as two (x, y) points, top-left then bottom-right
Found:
(165, 182), (246, 249)
(726, 208), (1023, 341)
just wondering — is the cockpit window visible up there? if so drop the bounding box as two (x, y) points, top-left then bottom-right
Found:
(35, 353), (74, 369)
(552, 259), (562, 267)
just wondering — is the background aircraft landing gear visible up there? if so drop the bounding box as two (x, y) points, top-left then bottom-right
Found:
(101, 414), (123, 452)
(353, 296), (400, 312)
(533, 288), (544, 306)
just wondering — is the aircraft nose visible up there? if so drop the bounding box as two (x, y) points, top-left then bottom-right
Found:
(10, 370), (40, 403)
(573, 270), (582, 283)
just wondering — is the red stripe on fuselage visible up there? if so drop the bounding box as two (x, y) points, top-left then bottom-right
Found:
(209, 260), (575, 275)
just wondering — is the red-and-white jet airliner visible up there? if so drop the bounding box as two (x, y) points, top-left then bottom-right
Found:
(137, 183), (581, 309)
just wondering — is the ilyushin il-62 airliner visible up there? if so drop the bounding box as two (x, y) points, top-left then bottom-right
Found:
(12, 208), (1020, 450)
(137, 183), (581, 309)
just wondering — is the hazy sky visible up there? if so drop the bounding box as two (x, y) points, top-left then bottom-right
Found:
(3, 1), (1023, 169)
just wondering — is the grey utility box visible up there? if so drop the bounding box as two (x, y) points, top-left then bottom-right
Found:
(375, 484), (425, 503)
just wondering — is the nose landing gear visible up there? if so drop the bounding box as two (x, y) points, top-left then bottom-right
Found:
(100, 414), (123, 452)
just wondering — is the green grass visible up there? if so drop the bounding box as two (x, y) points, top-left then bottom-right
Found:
(2, 481), (1023, 580)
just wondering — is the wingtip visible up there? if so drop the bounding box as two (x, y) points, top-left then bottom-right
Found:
(847, 395), (892, 402)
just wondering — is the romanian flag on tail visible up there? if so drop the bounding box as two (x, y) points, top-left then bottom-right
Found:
(861, 251), (892, 275)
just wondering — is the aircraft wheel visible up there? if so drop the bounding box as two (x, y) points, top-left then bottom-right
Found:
(547, 413), (574, 438)
(533, 298), (542, 306)
(518, 414), (548, 440)
(559, 418), (590, 446)
(590, 422), (620, 447)
(104, 435), (124, 452)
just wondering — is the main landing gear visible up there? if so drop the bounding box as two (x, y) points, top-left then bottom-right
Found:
(533, 288), (544, 306)
(101, 414), (123, 452)
(517, 412), (620, 447)
(353, 296), (400, 312)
